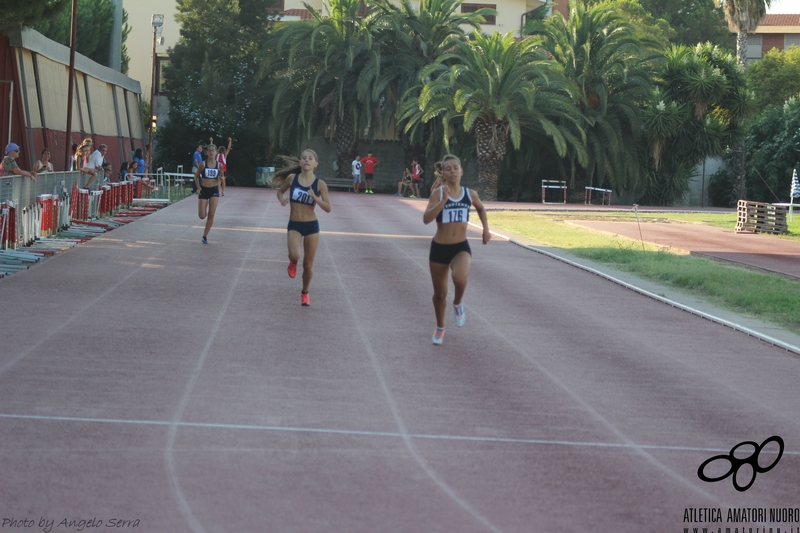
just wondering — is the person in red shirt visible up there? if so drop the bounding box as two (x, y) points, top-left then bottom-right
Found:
(211, 137), (232, 196)
(360, 151), (380, 194)
(411, 158), (424, 198)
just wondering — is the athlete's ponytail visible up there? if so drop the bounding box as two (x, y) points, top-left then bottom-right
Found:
(271, 150), (319, 188)
(271, 156), (300, 188)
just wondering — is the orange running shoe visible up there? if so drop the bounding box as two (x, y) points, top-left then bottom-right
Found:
(301, 292), (310, 306)
(288, 261), (297, 278)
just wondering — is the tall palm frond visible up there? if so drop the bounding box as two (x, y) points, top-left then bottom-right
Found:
(401, 31), (586, 200)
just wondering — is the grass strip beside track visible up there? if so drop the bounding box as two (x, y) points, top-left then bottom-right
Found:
(488, 211), (800, 335)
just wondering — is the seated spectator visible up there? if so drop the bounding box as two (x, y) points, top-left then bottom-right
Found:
(119, 161), (130, 182)
(102, 162), (113, 182)
(396, 167), (413, 197)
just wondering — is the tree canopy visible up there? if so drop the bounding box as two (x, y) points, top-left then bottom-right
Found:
(155, 0), (279, 183)
(0, 1), (70, 34)
(32, 0), (131, 73)
(637, 0), (734, 50)
(746, 46), (800, 115)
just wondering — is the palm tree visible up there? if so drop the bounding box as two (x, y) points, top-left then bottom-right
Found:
(640, 43), (750, 204)
(262, 0), (381, 177)
(401, 31), (586, 201)
(719, 0), (771, 199)
(526, 1), (658, 193)
(368, 0), (494, 170)
(720, 0), (771, 67)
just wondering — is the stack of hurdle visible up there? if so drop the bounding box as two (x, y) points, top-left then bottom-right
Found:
(1, 173), (171, 279)
(1, 200), (16, 250)
(735, 200), (788, 234)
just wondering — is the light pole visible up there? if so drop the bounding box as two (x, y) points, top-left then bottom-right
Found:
(147, 14), (164, 173)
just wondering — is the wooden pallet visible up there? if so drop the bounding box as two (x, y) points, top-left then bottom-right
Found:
(735, 200), (788, 234)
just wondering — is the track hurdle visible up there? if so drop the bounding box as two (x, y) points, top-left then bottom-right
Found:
(88, 190), (102, 220)
(99, 186), (112, 216)
(584, 186), (613, 205)
(37, 194), (54, 238)
(0, 201), (15, 250)
(541, 180), (567, 204)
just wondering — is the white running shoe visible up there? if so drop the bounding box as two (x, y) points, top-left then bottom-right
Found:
(454, 303), (465, 327)
(431, 328), (445, 345)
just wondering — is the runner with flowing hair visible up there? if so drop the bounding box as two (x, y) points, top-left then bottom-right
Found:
(429, 161), (444, 191)
(193, 143), (223, 244)
(273, 150), (331, 306)
(423, 155), (490, 345)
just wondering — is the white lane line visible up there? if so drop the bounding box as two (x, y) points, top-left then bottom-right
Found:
(321, 214), (503, 533)
(0, 223), (192, 378)
(491, 227), (800, 356)
(1, 412), (795, 456)
(163, 195), (274, 533)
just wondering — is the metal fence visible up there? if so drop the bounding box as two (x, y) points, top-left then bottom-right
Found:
(1, 171), (83, 206)
(1, 170), (192, 250)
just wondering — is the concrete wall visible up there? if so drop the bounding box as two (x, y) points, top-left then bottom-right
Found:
(684, 156), (724, 207)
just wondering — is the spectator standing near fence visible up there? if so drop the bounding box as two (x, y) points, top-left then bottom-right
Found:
(351, 155), (362, 193)
(361, 151), (379, 194)
(133, 148), (147, 176)
(85, 144), (107, 190)
(191, 143), (203, 194)
(86, 144), (108, 189)
(76, 144), (96, 187)
(34, 148), (54, 173)
(69, 143), (79, 171)
(274, 150), (332, 307)
(2, 143), (36, 182)
(423, 154), (490, 345)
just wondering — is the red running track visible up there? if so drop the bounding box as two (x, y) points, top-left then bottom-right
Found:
(0, 188), (799, 533)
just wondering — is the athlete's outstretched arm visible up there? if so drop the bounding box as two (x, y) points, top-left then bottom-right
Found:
(423, 185), (448, 225)
(309, 181), (332, 213)
(470, 189), (491, 245)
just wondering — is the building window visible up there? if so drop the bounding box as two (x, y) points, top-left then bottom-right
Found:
(461, 3), (496, 25)
(155, 55), (170, 94)
(746, 33), (763, 60)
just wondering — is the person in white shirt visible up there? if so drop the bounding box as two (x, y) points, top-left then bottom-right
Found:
(86, 144), (107, 190)
(351, 155), (362, 193)
(34, 148), (54, 173)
